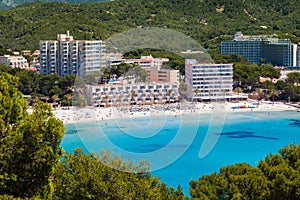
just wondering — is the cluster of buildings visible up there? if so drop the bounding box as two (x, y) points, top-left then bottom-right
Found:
(0, 54), (29, 69)
(221, 32), (299, 67)
(39, 32), (180, 84)
(4, 31), (300, 104)
(0, 49), (41, 70)
(90, 58), (234, 104)
(90, 53), (181, 105)
(106, 53), (179, 83)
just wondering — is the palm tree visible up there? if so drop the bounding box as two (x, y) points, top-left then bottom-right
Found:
(234, 87), (243, 101)
(152, 93), (157, 104)
(45, 96), (50, 103)
(193, 88), (200, 103)
(63, 93), (72, 109)
(167, 89), (172, 103)
(269, 88), (279, 104)
(255, 88), (264, 106)
(51, 94), (60, 110)
(104, 95), (109, 108)
(130, 91), (136, 105)
(208, 90), (212, 102)
(178, 81), (187, 101)
(117, 96), (122, 107)
(111, 88), (116, 107)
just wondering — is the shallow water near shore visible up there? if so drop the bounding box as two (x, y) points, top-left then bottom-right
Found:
(62, 111), (300, 194)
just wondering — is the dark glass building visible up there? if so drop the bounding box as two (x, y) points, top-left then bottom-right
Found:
(262, 41), (297, 67)
(221, 32), (298, 67)
(221, 40), (263, 64)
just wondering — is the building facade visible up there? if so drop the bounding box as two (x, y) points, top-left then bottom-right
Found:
(297, 45), (300, 67)
(221, 40), (263, 63)
(124, 55), (180, 83)
(106, 53), (124, 67)
(0, 55), (28, 68)
(221, 32), (298, 67)
(40, 31), (105, 76)
(149, 66), (179, 83)
(92, 82), (179, 106)
(124, 55), (169, 69)
(185, 59), (233, 101)
(262, 42), (297, 67)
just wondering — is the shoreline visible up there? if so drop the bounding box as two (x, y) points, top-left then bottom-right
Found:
(49, 101), (298, 125)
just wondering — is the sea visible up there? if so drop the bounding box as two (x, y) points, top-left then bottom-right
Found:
(62, 110), (300, 194)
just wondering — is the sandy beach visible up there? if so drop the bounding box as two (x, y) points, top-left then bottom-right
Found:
(48, 101), (298, 125)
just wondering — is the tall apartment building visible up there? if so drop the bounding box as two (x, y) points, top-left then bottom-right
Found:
(221, 32), (298, 67)
(185, 59), (233, 101)
(0, 55), (28, 68)
(40, 31), (105, 76)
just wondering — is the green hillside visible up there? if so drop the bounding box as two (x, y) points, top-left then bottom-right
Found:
(0, 0), (108, 10)
(0, 0), (299, 52)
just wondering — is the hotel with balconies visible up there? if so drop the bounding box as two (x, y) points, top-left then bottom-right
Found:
(40, 31), (106, 76)
(92, 81), (179, 107)
(185, 59), (233, 101)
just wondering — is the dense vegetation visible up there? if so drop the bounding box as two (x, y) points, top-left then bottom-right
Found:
(0, 0), (299, 53)
(0, 64), (76, 106)
(190, 144), (300, 200)
(100, 63), (148, 82)
(53, 149), (185, 200)
(0, 73), (65, 198)
(233, 63), (300, 102)
(0, 0), (107, 9)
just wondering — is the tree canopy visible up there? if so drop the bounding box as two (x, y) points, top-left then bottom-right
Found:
(0, 73), (65, 199)
(53, 148), (185, 200)
(0, 64), (80, 105)
(0, 0), (299, 52)
(190, 144), (300, 200)
(233, 63), (281, 90)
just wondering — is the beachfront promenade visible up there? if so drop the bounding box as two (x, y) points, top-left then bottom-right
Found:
(50, 101), (297, 124)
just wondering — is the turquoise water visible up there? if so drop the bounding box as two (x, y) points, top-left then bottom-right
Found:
(62, 111), (300, 194)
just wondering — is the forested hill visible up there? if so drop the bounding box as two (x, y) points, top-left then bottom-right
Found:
(0, 0), (299, 51)
(0, 0), (107, 9)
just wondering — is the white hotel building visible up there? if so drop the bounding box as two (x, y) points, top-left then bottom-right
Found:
(0, 55), (28, 69)
(92, 82), (179, 107)
(185, 59), (233, 101)
(40, 32), (106, 76)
